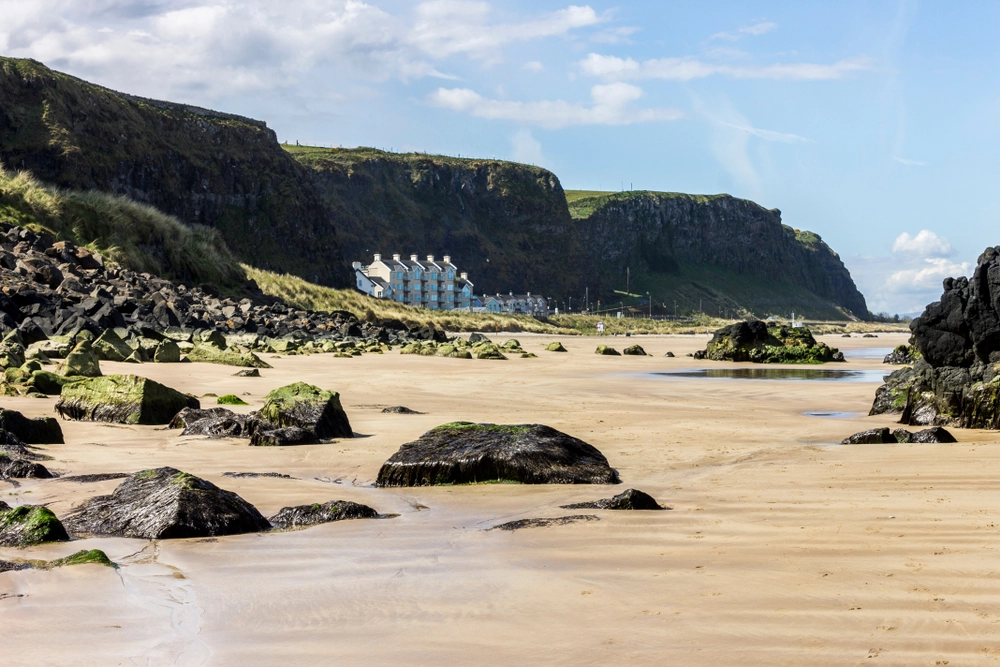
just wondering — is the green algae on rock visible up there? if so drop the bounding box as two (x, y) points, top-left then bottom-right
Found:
(92, 329), (133, 362)
(55, 374), (199, 424)
(0, 503), (70, 546)
(268, 500), (380, 530)
(186, 344), (271, 368)
(595, 344), (620, 356)
(375, 422), (620, 487)
(545, 342), (568, 352)
(58, 340), (102, 377)
(27, 370), (82, 395)
(622, 344), (649, 356)
(698, 320), (844, 364)
(217, 394), (249, 406)
(0, 408), (63, 443)
(258, 382), (352, 439)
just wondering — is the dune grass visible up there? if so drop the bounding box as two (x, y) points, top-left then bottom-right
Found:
(0, 166), (244, 286)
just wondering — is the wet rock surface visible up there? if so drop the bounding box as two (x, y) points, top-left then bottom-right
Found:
(843, 426), (957, 444)
(699, 320), (844, 363)
(222, 472), (293, 479)
(170, 407), (252, 438)
(561, 488), (666, 510)
(59, 472), (131, 483)
(489, 515), (600, 531)
(0, 455), (52, 479)
(268, 500), (380, 529)
(256, 382), (352, 439)
(382, 406), (423, 414)
(0, 504), (70, 546)
(375, 422), (620, 487)
(56, 374), (199, 425)
(0, 409), (63, 443)
(884, 344), (919, 365)
(841, 428), (896, 445)
(61, 467), (270, 539)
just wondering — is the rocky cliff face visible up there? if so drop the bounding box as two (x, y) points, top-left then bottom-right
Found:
(0, 58), (348, 287)
(293, 147), (587, 298)
(571, 192), (869, 319)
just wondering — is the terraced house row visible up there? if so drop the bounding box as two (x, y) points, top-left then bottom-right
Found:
(354, 254), (475, 310)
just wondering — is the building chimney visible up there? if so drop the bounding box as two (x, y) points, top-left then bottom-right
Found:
(509, 291), (513, 296)
(443, 255), (451, 263)
(527, 291), (531, 297)
(373, 253), (381, 261)
(460, 272), (467, 280)
(410, 254), (418, 262)
(427, 255), (434, 262)
(393, 253), (400, 261)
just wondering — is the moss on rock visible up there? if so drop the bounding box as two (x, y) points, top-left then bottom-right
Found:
(258, 382), (352, 439)
(55, 374), (199, 424)
(186, 344), (270, 368)
(0, 504), (70, 546)
(217, 394), (248, 405)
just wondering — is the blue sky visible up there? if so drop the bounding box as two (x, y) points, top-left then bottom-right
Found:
(1, 1), (995, 315)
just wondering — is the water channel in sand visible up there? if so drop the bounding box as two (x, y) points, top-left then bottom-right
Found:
(5, 331), (1000, 666)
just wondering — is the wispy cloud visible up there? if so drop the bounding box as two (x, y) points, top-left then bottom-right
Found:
(579, 53), (875, 82)
(428, 82), (683, 129)
(893, 156), (926, 166)
(591, 25), (640, 44)
(522, 60), (544, 72)
(716, 121), (810, 143)
(710, 20), (778, 41)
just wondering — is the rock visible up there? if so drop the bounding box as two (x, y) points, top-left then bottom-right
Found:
(0, 504), (69, 546)
(841, 427), (895, 445)
(56, 374), (199, 424)
(58, 340), (102, 377)
(595, 345), (620, 356)
(560, 488), (666, 510)
(92, 329), (133, 362)
(863, 333), (878, 338)
(256, 382), (352, 439)
(186, 344), (271, 368)
(268, 500), (380, 529)
(217, 394), (248, 405)
(375, 422), (621, 487)
(474, 344), (507, 360)
(700, 320), (844, 363)
(892, 428), (914, 443)
(884, 344), (919, 365)
(622, 344), (648, 356)
(249, 425), (319, 447)
(468, 333), (491, 344)
(233, 369), (260, 377)
(489, 515), (600, 531)
(153, 340), (181, 363)
(545, 342), (567, 352)
(169, 407), (252, 438)
(0, 409), (63, 443)
(0, 454), (52, 479)
(382, 406), (423, 414)
(26, 370), (81, 395)
(911, 426), (957, 443)
(222, 472), (293, 479)
(59, 472), (130, 483)
(664, 351), (675, 357)
(61, 467), (270, 539)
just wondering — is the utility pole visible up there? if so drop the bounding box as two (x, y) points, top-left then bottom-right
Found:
(585, 287), (588, 312)
(626, 267), (630, 296)
(647, 291), (651, 318)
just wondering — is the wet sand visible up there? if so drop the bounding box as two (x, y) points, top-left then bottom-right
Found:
(5, 332), (1000, 666)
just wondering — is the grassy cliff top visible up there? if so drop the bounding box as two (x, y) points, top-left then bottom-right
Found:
(285, 144), (553, 175)
(565, 190), (735, 219)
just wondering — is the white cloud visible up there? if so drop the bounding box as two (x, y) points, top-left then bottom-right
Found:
(892, 230), (952, 257)
(893, 156), (926, 166)
(0, 1), (603, 99)
(884, 257), (970, 293)
(428, 82), (683, 129)
(579, 53), (875, 82)
(509, 128), (545, 165)
(522, 60), (544, 72)
(710, 21), (778, 41)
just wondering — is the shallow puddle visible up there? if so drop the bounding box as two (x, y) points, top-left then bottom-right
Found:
(655, 368), (888, 382)
(842, 347), (893, 360)
(803, 411), (862, 419)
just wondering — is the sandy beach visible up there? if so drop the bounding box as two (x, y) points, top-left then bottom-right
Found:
(4, 332), (1000, 666)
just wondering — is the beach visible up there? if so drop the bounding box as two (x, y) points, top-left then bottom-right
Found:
(5, 332), (1000, 666)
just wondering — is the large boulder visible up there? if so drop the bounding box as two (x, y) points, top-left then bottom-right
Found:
(0, 503), (69, 546)
(545, 342), (567, 352)
(0, 409), (63, 443)
(58, 340), (102, 377)
(169, 407), (253, 438)
(269, 500), (380, 529)
(375, 422), (620, 487)
(701, 321), (844, 363)
(92, 329), (133, 362)
(256, 382), (352, 439)
(622, 344), (649, 356)
(841, 428), (896, 444)
(61, 467), (270, 539)
(595, 345), (620, 356)
(0, 454), (52, 479)
(249, 426), (319, 447)
(55, 374), (199, 425)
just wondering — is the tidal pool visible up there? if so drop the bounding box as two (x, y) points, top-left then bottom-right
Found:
(842, 347), (893, 360)
(655, 368), (888, 382)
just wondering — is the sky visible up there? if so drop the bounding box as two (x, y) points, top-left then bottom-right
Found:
(1, 0), (997, 315)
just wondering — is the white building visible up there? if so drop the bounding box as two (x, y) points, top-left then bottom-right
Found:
(354, 253), (474, 310)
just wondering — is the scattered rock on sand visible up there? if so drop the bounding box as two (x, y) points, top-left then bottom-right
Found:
(268, 500), (380, 529)
(622, 344), (648, 356)
(257, 382), (352, 439)
(375, 422), (620, 487)
(841, 428), (895, 444)
(0, 503), (70, 546)
(893, 426), (957, 443)
(186, 344), (271, 368)
(58, 340), (102, 377)
(561, 488), (667, 510)
(545, 342), (567, 352)
(56, 374), (199, 425)
(217, 394), (248, 405)
(169, 407), (252, 438)
(664, 351), (675, 358)
(489, 515), (599, 531)
(382, 406), (423, 414)
(249, 425), (319, 447)
(595, 345), (620, 356)
(61, 467), (271, 539)
(883, 344), (919, 365)
(474, 344), (507, 360)
(701, 320), (844, 363)
(233, 369), (261, 377)
(0, 409), (63, 443)
(222, 472), (293, 479)
(0, 455), (52, 479)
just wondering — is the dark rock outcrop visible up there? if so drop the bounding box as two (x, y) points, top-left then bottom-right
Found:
(560, 488), (666, 510)
(0, 409), (63, 443)
(841, 428), (897, 445)
(249, 426), (319, 447)
(375, 422), (620, 487)
(56, 374), (199, 425)
(268, 500), (379, 530)
(489, 515), (600, 531)
(382, 406), (423, 414)
(884, 344), (919, 365)
(622, 345), (649, 356)
(169, 407), (252, 438)
(0, 455), (52, 479)
(61, 467), (270, 539)
(595, 345), (620, 356)
(700, 320), (844, 363)
(256, 382), (352, 439)
(0, 503), (69, 546)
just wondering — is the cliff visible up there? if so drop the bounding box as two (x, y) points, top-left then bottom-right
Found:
(0, 58), (349, 287)
(569, 191), (869, 319)
(290, 146), (587, 298)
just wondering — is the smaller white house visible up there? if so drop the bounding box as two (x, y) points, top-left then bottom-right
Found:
(353, 262), (392, 299)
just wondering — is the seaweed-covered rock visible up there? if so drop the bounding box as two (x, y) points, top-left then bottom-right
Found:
(560, 488), (665, 510)
(92, 329), (133, 362)
(545, 342), (567, 352)
(61, 467), (270, 539)
(169, 407), (252, 438)
(701, 320), (844, 363)
(0, 409), (63, 443)
(0, 455), (52, 479)
(186, 344), (271, 368)
(468, 333), (491, 344)
(911, 426), (957, 443)
(256, 382), (352, 439)
(841, 427), (895, 445)
(233, 369), (261, 377)
(26, 370), (81, 395)
(375, 422), (620, 487)
(249, 425), (319, 447)
(884, 344), (919, 365)
(475, 344), (507, 360)
(622, 344), (648, 356)
(0, 504), (69, 546)
(489, 515), (599, 531)
(217, 394), (248, 405)
(56, 374), (199, 425)
(595, 345), (620, 356)
(268, 500), (379, 529)
(892, 428), (914, 443)
(382, 406), (423, 414)
(58, 340), (102, 377)
(153, 340), (181, 363)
